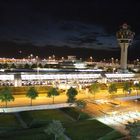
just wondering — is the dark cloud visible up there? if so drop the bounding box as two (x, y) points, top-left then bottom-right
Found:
(0, 0), (139, 58)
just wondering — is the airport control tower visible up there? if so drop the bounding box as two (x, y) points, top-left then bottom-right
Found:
(116, 23), (135, 73)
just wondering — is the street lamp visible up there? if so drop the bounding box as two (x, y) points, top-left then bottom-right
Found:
(115, 59), (118, 64)
(37, 67), (40, 75)
(36, 56), (39, 59)
(113, 68), (116, 73)
(136, 59), (139, 65)
(90, 56), (93, 62)
(18, 50), (22, 58)
(48, 56), (51, 60)
(35, 56), (39, 66)
(37, 67), (40, 84)
(61, 57), (64, 60)
(52, 54), (55, 60)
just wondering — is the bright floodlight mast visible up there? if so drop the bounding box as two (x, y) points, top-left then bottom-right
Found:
(116, 23), (135, 73)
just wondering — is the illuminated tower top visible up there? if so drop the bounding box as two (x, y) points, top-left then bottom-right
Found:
(116, 23), (135, 44)
(116, 23), (135, 72)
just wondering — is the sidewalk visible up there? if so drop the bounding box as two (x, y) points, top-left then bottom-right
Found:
(116, 95), (140, 101)
(15, 113), (28, 128)
(0, 103), (76, 113)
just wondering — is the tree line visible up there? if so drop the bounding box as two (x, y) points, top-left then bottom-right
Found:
(0, 82), (140, 107)
(0, 86), (78, 107)
(0, 63), (60, 69)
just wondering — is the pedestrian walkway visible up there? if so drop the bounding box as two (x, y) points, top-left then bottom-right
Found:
(15, 113), (28, 128)
(0, 103), (76, 113)
(116, 95), (140, 101)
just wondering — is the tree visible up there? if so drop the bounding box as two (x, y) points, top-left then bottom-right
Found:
(106, 67), (113, 72)
(0, 63), (3, 69)
(125, 120), (140, 140)
(108, 83), (117, 98)
(26, 87), (38, 106)
(0, 87), (14, 107)
(44, 120), (66, 140)
(31, 63), (37, 69)
(38, 63), (43, 68)
(10, 63), (16, 69)
(134, 83), (140, 96)
(3, 63), (9, 69)
(18, 64), (23, 69)
(89, 83), (100, 100)
(75, 100), (87, 120)
(24, 63), (30, 69)
(123, 82), (131, 96)
(44, 64), (50, 68)
(47, 87), (59, 104)
(66, 87), (78, 103)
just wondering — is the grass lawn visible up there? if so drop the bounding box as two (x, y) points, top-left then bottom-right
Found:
(0, 113), (21, 130)
(64, 120), (123, 140)
(0, 127), (53, 140)
(98, 130), (124, 140)
(20, 109), (72, 127)
(0, 109), (123, 140)
(60, 107), (91, 120)
(0, 120), (123, 140)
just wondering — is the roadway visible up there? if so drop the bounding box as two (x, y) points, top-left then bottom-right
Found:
(84, 97), (140, 136)
(0, 88), (139, 108)
(1, 88), (140, 137)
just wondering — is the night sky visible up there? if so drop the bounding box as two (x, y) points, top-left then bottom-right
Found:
(0, 0), (140, 59)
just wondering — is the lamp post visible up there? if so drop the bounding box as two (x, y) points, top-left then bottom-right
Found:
(90, 56), (93, 62)
(52, 54), (55, 60)
(30, 54), (33, 59)
(136, 59), (139, 65)
(116, 23), (135, 73)
(37, 67), (40, 75)
(18, 50), (22, 59)
(111, 57), (114, 64)
(61, 57), (64, 61)
(35, 56), (39, 67)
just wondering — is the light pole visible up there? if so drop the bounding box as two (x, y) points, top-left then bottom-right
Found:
(90, 56), (93, 62)
(37, 67), (40, 75)
(111, 57), (114, 64)
(35, 56), (39, 67)
(116, 23), (135, 73)
(61, 57), (64, 60)
(30, 54), (33, 59)
(115, 59), (118, 64)
(136, 59), (139, 65)
(52, 54), (55, 60)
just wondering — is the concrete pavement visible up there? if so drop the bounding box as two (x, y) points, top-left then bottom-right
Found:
(0, 103), (75, 113)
